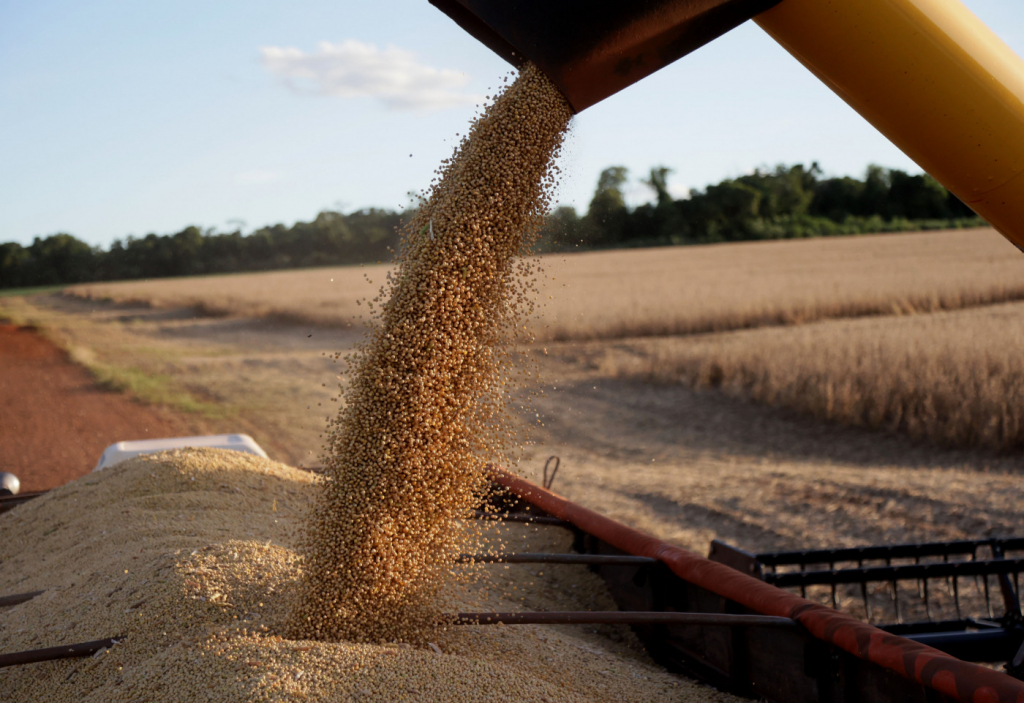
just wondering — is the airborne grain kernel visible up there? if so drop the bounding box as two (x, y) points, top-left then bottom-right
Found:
(288, 64), (573, 644)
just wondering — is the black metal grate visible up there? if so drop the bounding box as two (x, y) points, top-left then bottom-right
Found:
(709, 537), (1024, 667)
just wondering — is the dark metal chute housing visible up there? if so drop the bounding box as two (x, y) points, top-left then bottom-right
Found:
(428, 0), (783, 112)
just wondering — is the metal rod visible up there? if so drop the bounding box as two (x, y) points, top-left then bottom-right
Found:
(0, 591), (44, 608)
(883, 617), (986, 636)
(891, 579), (902, 624)
(469, 511), (572, 527)
(971, 549), (984, 614)
(452, 611), (799, 628)
(883, 555), (897, 623)
(457, 553), (657, 566)
(902, 628), (1021, 662)
(0, 637), (123, 669)
(0, 491), (47, 515)
(923, 578), (931, 621)
(757, 539), (1001, 567)
(542, 456), (560, 490)
(990, 542), (1021, 617)
(765, 556), (1024, 588)
(829, 561), (837, 609)
(953, 575), (962, 620)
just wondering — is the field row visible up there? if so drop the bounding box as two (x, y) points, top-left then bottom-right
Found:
(68, 229), (1023, 342)
(63, 228), (1024, 450)
(584, 300), (1024, 450)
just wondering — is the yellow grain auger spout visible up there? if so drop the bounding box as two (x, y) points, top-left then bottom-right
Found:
(430, 0), (1024, 249)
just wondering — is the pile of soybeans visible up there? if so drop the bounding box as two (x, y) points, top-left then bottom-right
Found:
(0, 449), (741, 701)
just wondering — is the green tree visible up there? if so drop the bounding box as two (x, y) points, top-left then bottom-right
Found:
(643, 166), (673, 209)
(859, 164), (891, 216)
(736, 163), (818, 218)
(888, 170), (950, 219)
(810, 176), (865, 221)
(0, 161), (988, 290)
(585, 166), (629, 244)
(639, 166), (682, 241)
(0, 242), (29, 287)
(27, 233), (96, 285)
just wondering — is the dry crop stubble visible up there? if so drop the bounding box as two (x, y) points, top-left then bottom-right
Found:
(530, 227), (1024, 342)
(606, 301), (1024, 450)
(66, 228), (1024, 342)
(53, 227), (1024, 456)
(65, 265), (380, 328)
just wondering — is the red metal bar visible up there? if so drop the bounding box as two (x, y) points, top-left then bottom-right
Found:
(492, 469), (1024, 703)
(456, 553), (656, 565)
(454, 611), (798, 627)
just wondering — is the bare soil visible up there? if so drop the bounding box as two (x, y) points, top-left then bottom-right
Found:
(0, 324), (200, 491)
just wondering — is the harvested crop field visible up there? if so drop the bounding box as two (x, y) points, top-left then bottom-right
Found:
(5, 273), (1024, 562)
(0, 449), (736, 702)
(4, 230), (1024, 631)
(589, 300), (1024, 450)
(67, 228), (1024, 341)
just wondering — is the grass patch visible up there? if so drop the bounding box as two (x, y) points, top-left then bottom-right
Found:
(92, 362), (228, 417)
(68, 347), (227, 417)
(0, 299), (34, 327)
(0, 284), (66, 298)
(1, 297), (229, 418)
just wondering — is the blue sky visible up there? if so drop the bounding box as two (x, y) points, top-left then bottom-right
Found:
(3, 0), (1023, 248)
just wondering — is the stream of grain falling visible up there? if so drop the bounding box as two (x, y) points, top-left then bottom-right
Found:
(288, 64), (573, 643)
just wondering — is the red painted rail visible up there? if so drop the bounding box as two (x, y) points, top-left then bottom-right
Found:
(493, 469), (1024, 703)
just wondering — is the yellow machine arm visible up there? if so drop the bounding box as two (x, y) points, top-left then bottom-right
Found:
(756, 0), (1024, 250)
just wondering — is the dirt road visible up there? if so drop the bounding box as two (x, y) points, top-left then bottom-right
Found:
(0, 324), (198, 491)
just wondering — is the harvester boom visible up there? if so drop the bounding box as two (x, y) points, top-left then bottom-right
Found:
(432, 0), (1024, 249)
(756, 0), (1024, 249)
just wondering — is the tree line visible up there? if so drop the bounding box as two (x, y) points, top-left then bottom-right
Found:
(537, 163), (982, 251)
(1, 164), (985, 289)
(0, 209), (403, 289)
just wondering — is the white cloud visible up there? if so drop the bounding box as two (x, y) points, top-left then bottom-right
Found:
(259, 40), (482, 111)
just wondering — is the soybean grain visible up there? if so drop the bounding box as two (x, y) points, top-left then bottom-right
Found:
(289, 64), (573, 644)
